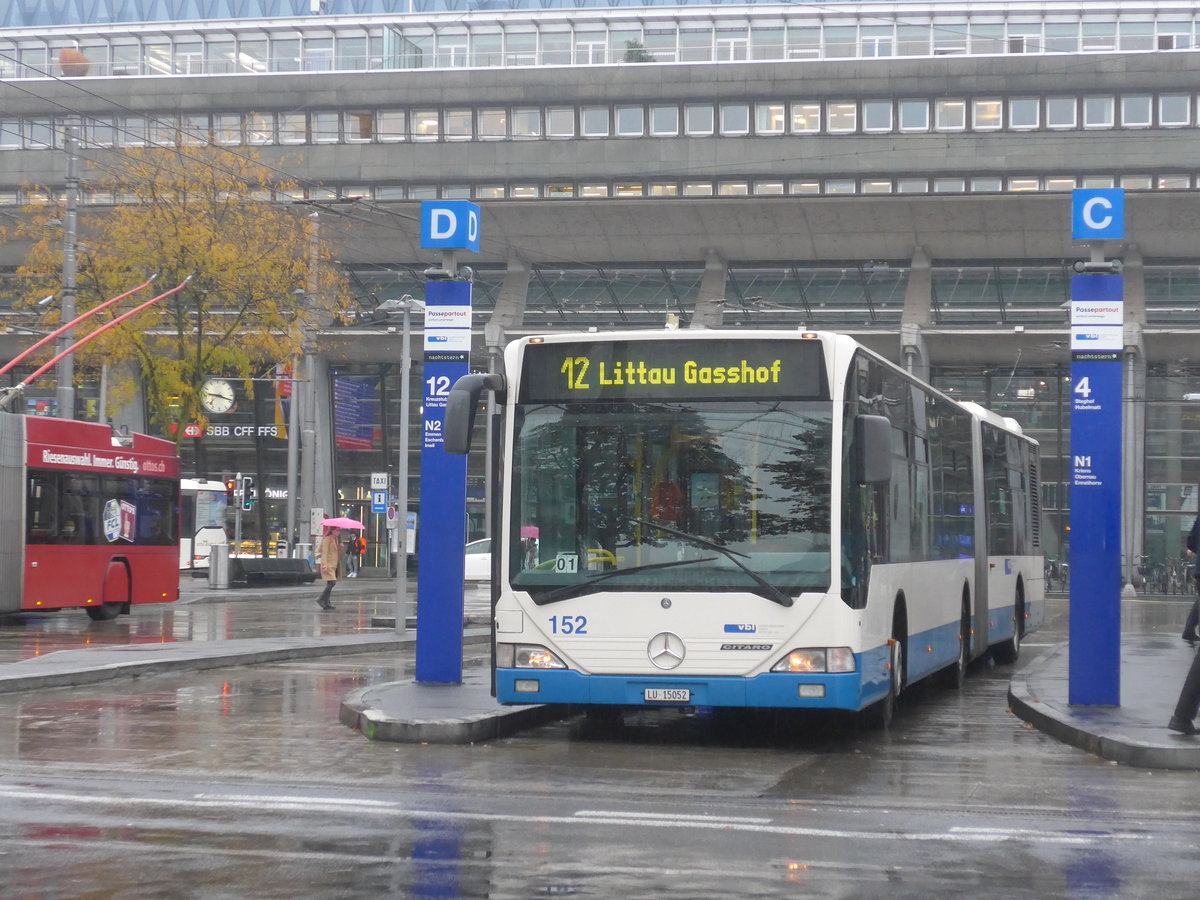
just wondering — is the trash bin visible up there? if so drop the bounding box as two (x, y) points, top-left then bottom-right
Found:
(208, 543), (231, 590)
(294, 542), (312, 565)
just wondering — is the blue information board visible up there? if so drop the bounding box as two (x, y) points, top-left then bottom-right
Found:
(416, 279), (472, 683)
(1068, 274), (1122, 706)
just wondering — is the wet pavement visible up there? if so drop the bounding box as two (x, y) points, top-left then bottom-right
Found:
(4, 580), (1200, 767)
(2, 588), (1200, 895)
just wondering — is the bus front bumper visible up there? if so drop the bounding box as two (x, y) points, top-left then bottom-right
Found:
(496, 663), (889, 712)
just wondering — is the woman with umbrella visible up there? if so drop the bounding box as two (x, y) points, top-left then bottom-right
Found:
(314, 517), (363, 609)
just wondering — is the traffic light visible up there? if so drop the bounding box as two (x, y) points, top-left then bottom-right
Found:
(224, 477), (236, 500)
(241, 475), (255, 511)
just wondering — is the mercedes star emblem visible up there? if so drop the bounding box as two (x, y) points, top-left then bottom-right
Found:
(647, 631), (686, 670)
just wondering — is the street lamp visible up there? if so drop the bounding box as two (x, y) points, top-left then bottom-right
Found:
(394, 294), (425, 635)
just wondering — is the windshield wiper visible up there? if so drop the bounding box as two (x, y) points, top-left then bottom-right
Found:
(536, 556), (718, 605)
(629, 517), (794, 608)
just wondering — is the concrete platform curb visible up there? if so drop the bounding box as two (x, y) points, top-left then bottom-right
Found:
(1008, 641), (1200, 770)
(0, 634), (406, 694)
(339, 672), (566, 744)
(0, 632), (491, 694)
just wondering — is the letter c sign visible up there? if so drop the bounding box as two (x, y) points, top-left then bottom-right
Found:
(421, 201), (482, 252)
(1072, 188), (1124, 240)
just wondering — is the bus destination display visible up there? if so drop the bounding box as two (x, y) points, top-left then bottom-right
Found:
(519, 339), (827, 402)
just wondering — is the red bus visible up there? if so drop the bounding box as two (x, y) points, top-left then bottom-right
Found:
(1, 412), (181, 620)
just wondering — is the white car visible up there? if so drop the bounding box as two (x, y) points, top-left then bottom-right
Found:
(464, 538), (491, 582)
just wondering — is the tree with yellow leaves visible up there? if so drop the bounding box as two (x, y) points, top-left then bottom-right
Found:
(14, 144), (345, 442)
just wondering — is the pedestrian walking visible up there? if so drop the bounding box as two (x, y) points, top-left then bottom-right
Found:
(1184, 513), (1200, 642)
(345, 534), (359, 578)
(315, 525), (344, 610)
(1169, 646), (1200, 734)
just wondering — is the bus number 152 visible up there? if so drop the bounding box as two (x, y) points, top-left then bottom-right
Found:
(549, 615), (588, 635)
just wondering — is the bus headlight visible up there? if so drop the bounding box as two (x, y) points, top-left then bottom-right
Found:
(771, 648), (856, 674)
(498, 643), (567, 669)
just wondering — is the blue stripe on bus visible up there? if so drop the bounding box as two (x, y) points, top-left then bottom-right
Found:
(497, 614), (995, 710)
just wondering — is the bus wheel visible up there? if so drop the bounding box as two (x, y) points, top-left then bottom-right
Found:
(85, 602), (123, 621)
(992, 587), (1024, 665)
(860, 635), (904, 730)
(938, 597), (971, 690)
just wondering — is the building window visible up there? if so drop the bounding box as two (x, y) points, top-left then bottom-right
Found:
(614, 182), (644, 197)
(546, 183), (575, 199)
(511, 184), (540, 199)
(719, 103), (750, 136)
(1120, 95), (1152, 128)
(245, 112), (273, 145)
(862, 100), (893, 132)
(344, 110), (374, 142)
(685, 104), (714, 136)
(444, 108), (473, 140)
(1159, 94), (1191, 127)
(683, 181), (714, 196)
(898, 100), (929, 132)
(475, 185), (505, 199)
(1008, 177), (1041, 192)
(1158, 175), (1191, 190)
(412, 110), (439, 141)
(546, 107), (574, 138)
(824, 179), (856, 194)
(1008, 98), (1039, 130)
(861, 179), (893, 193)
(896, 178), (929, 193)
(755, 103), (785, 135)
(1083, 96), (1115, 129)
(934, 100), (966, 131)
(933, 178), (966, 193)
(1120, 175), (1153, 190)
(717, 180), (749, 196)
(790, 103), (821, 133)
(826, 102), (857, 133)
(581, 106), (610, 137)
(478, 108), (508, 139)
(648, 182), (679, 196)
(649, 105), (679, 136)
(377, 110), (405, 142)
(1046, 97), (1077, 129)
(213, 113), (241, 145)
(789, 180), (821, 195)
(972, 99), (1002, 130)
(512, 108), (541, 138)
(1045, 177), (1077, 192)
(615, 106), (644, 137)
(1080, 176), (1115, 188)
(970, 177), (1003, 192)
(580, 183), (608, 198)
(753, 180), (785, 195)
(310, 111), (340, 143)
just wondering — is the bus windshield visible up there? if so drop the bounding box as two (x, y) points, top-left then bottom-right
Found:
(511, 400), (832, 603)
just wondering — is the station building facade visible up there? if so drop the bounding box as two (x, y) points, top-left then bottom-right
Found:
(2, 0), (1200, 582)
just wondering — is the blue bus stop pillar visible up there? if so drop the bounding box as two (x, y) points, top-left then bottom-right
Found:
(1067, 274), (1122, 706)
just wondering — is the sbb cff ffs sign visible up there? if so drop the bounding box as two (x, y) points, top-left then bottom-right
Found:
(421, 201), (481, 252)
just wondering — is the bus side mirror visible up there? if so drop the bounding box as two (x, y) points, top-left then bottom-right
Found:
(445, 373), (506, 455)
(854, 414), (892, 485)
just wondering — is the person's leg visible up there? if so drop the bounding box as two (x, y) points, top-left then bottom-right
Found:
(1184, 590), (1199, 641)
(317, 580), (334, 609)
(1170, 650), (1200, 733)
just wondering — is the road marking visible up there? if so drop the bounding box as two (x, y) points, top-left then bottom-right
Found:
(576, 810), (771, 824)
(0, 786), (1148, 847)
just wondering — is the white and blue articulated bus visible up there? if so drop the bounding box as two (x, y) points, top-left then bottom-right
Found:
(446, 330), (1043, 726)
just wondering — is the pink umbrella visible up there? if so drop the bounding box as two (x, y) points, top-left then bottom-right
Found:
(322, 516), (365, 530)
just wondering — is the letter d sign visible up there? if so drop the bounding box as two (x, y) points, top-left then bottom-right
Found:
(421, 201), (482, 252)
(1072, 188), (1124, 240)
